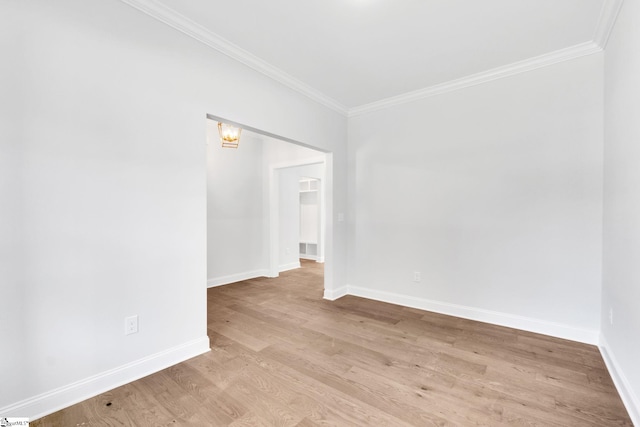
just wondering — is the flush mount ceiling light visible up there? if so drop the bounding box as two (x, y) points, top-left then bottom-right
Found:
(218, 122), (242, 148)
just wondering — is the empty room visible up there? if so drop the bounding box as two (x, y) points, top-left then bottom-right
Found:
(1, 0), (639, 425)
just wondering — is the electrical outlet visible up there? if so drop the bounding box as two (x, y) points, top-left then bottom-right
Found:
(413, 272), (421, 282)
(609, 308), (614, 326)
(125, 315), (139, 335)
(285, 247), (290, 255)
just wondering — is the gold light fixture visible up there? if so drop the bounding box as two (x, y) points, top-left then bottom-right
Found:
(218, 122), (242, 148)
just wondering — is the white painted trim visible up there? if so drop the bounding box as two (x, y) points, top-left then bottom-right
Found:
(323, 285), (348, 301)
(268, 163), (280, 279)
(300, 255), (325, 262)
(341, 285), (598, 344)
(2, 337), (210, 421)
(599, 335), (640, 425)
(593, 0), (624, 49)
(349, 41), (602, 117)
(279, 262), (301, 273)
(268, 155), (328, 280)
(119, 0), (348, 115)
(120, 0), (612, 118)
(207, 269), (270, 288)
(269, 156), (326, 172)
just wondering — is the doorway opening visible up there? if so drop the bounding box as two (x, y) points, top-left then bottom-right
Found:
(205, 114), (333, 297)
(299, 177), (323, 263)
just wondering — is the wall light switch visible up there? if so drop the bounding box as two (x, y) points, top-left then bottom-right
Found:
(413, 272), (421, 282)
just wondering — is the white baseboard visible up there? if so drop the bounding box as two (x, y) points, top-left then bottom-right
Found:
(341, 285), (599, 345)
(279, 262), (301, 273)
(599, 335), (640, 426)
(300, 256), (326, 263)
(323, 285), (348, 301)
(207, 269), (270, 288)
(2, 336), (210, 421)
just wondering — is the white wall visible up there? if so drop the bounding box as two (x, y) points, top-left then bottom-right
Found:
(347, 54), (604, 343)
(206, 127), (267, 285)
(264, 138), (325, 166)
(602, 0), (640, 423)
(206, 129), (323, 285)
(278, 168), (302, 271)
(0, 0), (347, 418)
(0, 14), (27, 402)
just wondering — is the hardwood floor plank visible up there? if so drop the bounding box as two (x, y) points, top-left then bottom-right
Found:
(294, 418), (321, 427)
(224, 379), (303, 427)
(33, 260), (632, 426)
(207, 322), (270, 352)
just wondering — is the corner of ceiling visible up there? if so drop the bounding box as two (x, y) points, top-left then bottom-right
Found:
(348, 41), (602, 117)
(119, 0), (349, 116)
(121, 0), (623, 119)
(593, 0), (625, 49)
(349, 0), (626, 118)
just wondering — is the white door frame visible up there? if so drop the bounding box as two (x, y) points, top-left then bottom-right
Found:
(268, 154), (333, 295)
(205, 113), (334, 298)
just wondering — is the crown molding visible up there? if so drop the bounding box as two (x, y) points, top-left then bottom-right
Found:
(121, 0), (621, 119)
(348, 0), (624, 117)
(119, 0), (349, 116)
(593, 0), (624, 49)
(348, 41), (602, 117)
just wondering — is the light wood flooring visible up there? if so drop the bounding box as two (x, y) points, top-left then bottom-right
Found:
(34, 260), (632, 426)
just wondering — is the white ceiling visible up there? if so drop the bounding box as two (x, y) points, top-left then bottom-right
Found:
(126, 0), (619, 113)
